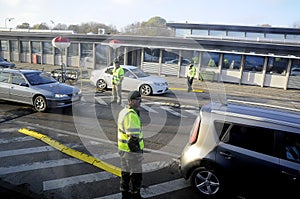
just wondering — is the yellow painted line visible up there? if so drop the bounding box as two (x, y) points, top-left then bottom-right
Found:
(18, 128), (121, 177)
(169, 87), (204, 93)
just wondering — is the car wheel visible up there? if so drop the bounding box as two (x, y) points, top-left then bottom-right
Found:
(96, 79), (107, 90)
(33, 95), (47, 112)
(139, 84), (152, 96)
(190, 167), (225, 198)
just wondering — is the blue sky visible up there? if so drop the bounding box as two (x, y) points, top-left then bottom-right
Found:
(1, 0), (300, 30)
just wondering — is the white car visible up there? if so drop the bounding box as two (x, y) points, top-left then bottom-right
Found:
(90, 65), (168, 96)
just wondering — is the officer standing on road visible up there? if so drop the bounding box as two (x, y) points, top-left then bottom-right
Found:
(111, 58), (124, 104)
(118, 90), (144, 199)
(187, 63), (196, 92)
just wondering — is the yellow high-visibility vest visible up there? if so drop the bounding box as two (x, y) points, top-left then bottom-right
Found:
(118, 106), (144, 152)
(112, 67), (124, 85)
(188, 66), (196, 78)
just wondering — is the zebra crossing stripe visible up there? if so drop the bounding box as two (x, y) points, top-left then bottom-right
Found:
(94, 178), (190, 199)
(43, 161), (166, 191)
(0, 136), (35, 144)
(18, 128), (121, 177)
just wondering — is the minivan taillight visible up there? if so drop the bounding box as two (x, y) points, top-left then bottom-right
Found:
(189, 116), (201, 144)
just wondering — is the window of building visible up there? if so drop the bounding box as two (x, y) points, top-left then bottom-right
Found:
(266, 33), (284, 41)
(144, 48), (160, 63)
(243, 55), (264, 72)
(175, 28), (191, 37)
(223, 54), (242, 69)
(68, 43), (79, 56)
(203, 52), (219, 67)
(31, 41), (41, 54)
(43, 42), (53, 54)
(228, 31), (245, 38)
(209, 30), (226, 37)
(0, 40), (8, 51)
(10, 40), (18, 52)
(246, 32), (265, 39)
(286, 34), (300, 41)
(191, 29), (208, 36)
(81, 43), (93, 58)
(20, 41), (29, 53)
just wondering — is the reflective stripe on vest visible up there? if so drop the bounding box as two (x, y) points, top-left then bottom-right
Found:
(118, 107), (144, 152)
(112, 67), (124, 84)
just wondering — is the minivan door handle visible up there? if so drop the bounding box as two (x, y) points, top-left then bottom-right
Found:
(219, 151), (232, 159)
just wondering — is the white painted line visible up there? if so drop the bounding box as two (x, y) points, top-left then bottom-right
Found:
(0, 153), (119, 175)
(0, 143), (82, 158)
(43, 161), (167, 191)
(0, 128), (21, 134)
(160, 106), (186, 117)
(141, 104), (158, 113)
(95, 96), (108, 105)
(0, 136), (35, 144)
(183, 109), (199, 117)
(94, 178), (190, 199)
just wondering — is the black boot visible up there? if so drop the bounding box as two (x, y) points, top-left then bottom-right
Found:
(132, 191), (144, 199)
(121, 191), (132, 199)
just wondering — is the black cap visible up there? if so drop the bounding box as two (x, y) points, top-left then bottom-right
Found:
(128, 90), (141, 100)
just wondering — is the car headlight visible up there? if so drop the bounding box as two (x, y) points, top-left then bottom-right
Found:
(55, 94), (68, 98)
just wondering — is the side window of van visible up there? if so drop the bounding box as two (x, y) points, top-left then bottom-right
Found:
(222, 124), (275, 156)
(283, 133), (300, 163)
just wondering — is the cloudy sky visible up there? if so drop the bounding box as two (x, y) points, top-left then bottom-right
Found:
(1, 0), (300, 30)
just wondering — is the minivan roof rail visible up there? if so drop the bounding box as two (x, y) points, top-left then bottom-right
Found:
(227, 99), (300, 113)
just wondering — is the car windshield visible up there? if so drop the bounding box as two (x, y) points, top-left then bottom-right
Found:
(24, 71), (57, 85)
(130, 68), (149, 78)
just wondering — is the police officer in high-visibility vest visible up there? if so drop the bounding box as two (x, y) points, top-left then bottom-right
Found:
(118, 90), (144, 199)
(187, 63), (196, 92)
(111, 58), (124, 104)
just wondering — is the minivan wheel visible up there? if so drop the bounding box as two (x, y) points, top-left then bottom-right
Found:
(34, 95), (47, 112)
(190, 167), (224, 198)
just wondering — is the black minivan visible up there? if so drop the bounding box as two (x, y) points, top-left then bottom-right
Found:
(179, 101), (300, 198)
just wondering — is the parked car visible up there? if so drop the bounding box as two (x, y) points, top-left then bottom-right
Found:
(165, 58), (191, 66)
(179, 100), (300, 198)
(0, 57), (15, 68)
(0, 68), (82, 112)
(291, 67), (300, 76)
(90, 65), (168, 96)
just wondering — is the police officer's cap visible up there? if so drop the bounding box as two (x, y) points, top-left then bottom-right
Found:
(128, 90), (141, 100)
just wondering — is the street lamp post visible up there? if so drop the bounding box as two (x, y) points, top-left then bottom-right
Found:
(5, 17), (14, 28)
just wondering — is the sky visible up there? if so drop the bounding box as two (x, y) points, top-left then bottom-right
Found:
(1, 0), (300, 30)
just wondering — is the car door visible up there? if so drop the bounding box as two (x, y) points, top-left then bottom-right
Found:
(122, 68), (138, 91)
(0, 71), (11, 100)
(216, 124), (280, 194)
(9, 73), (33, 104)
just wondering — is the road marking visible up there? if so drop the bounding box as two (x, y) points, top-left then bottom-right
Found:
(183, 109), (199, 117)
(95, 96), (108, 105)
(140, 104), (158, 113)
(0, 136), (35, 144)
(0, 153), (119, 175)
(169, 87), (204, 93)
(0, 143), (82, 158)
(43, 161), (167, 191)
(94, 178), (190, 199)
(160, 106), (186, 117)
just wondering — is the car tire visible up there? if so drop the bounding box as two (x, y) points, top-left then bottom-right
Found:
(139, 84), (152, 96)
(96, 79), (107, 90)
(33, 95), (47, 112)
(190, 167), (225, 198)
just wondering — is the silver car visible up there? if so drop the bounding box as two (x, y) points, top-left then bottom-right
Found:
(0, 69), (82, 112)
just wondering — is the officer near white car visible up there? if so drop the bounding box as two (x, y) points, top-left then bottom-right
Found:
(111, 59), (124, 104)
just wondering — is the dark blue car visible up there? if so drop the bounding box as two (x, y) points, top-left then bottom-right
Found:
(0, 57), (15, 68)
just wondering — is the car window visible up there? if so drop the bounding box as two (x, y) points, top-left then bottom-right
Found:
(123, 69), (135, 78)
(24, 71), (57, 85)
(11, 73), (27, 85)
(105, 67), (113, 75)
(283, 133), (300, 163)
(221, 124), (275, 156)
(214, 121), (231, 138)
(0, 71), (10, 83)
(130, 68), (149, 78)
